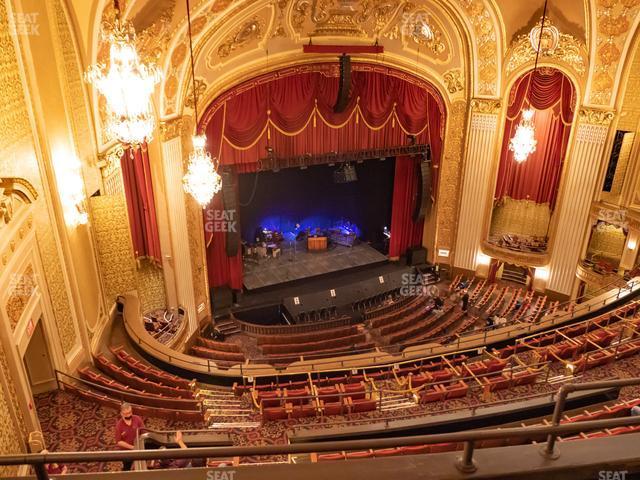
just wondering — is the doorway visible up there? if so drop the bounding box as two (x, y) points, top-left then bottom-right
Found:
(23, 320), (56, 395)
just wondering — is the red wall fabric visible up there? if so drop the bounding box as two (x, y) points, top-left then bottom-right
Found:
(389, 156), (424, 258)
(120, 145), (162, 265)
(494, 69), (575, 210)
(200, 64), (446, 288)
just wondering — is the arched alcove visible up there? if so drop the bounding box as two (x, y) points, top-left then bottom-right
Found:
(488, 67), (576, 254)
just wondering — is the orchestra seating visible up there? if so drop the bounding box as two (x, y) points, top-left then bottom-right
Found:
(229, 298), (640, 423)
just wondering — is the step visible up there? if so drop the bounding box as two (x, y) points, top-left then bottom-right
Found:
(208, 422), (261, 429)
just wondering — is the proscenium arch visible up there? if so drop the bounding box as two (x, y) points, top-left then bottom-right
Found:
(159, 0), (495, 121)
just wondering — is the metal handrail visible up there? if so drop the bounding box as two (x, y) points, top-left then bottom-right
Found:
(7, 378), (640, 479)
(122, 280), (640, 379)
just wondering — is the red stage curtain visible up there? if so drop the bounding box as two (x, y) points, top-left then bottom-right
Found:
(494, 69), (575, 210)
(201, 64), (445, 288)
(120, 145), (162, 264)
(389, 156), (424, 258)
(204, 192), (243, 290)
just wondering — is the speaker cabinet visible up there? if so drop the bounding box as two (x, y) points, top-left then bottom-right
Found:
(333, 54), (352, 113)
(406, 246), (427, 266)
(221, 169), (240, 257)
(413, 149), (432, 221)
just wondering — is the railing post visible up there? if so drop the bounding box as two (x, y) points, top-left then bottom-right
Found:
(542, 385), (569, 459)
(456, 440), (477, 473)
(34, 462), (50, 480)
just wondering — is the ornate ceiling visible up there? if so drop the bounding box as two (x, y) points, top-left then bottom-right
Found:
(65, 0), (640, 151)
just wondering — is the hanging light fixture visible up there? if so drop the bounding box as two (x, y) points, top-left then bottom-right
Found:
(85, 0), (161, 146)
(182, 0), (222, 207)
(508, 0), (549, 163)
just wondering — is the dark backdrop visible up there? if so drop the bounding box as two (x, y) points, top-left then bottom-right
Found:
(238, 159), (395, 244)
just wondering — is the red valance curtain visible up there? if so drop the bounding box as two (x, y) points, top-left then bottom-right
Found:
(389, 156), (424, 258)
(201, 63), (444, 184)
(494, 69), (575, 210)
(120, 145), (162, 264)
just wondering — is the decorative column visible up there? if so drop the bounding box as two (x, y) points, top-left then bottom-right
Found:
(453, 99), (501, 271)
(159, 119), (198, 335)
(547, 109), (614, 296)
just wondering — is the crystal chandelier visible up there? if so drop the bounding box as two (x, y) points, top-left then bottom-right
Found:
(85, 0), (161, 146)
(509, 109), (537, 163)
(508, 0), (549, 164)
(183, 135), (222, 206)
(182, 0), (222, 207)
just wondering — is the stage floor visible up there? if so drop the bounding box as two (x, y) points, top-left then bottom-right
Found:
(243, 242), (387, 291)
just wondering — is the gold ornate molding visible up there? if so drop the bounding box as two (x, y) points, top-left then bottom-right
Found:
(505, 23), (587, 77)
(578, 108), (615, 126)
(481, 241), (550, 268)
(160, 117), (185, 141)
(443, 69), (464, 95)
(470, 98), (501, 114)
(576, 262), (626, 289)
(5, 264), (36, 331)
(218, 17), (264, 58)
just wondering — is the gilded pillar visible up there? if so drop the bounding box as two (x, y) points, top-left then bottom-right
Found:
(160, 119), (198, 335)
(547, 109), (614, 296)
(453, 99), (501, 271)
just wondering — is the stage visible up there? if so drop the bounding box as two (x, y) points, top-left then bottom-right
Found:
(242, 241), (387, 291)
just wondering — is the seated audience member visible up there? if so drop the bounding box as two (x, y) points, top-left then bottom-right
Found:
(631, 406), (640, 416)
(41, 450), (67, 476)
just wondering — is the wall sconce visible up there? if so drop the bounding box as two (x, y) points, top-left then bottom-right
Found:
(534, 267), (550, 281)
(476, 252), (491, 266)
(54, 155), (88, 228)
(628, 239), (637, 250)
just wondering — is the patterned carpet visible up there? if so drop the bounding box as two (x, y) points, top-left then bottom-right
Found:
(35, 345), (640, 473)
(34, 391), (204, 473)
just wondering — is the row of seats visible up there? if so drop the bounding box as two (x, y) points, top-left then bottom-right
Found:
(110, 345), (194, 390)
(260, 332), (367, 355)
(94, 354), (194, 399)
(368, 295), (430, 329)
(255, 325), (359, 346)
(255, 381), (368, 408)
(310, 398), (640, 462)
(78, 367), (202, 411)
(191, 345), (245, 364)
(485, 287), (511, 316)
(388, 307), (460, 346)
(61, 382), (203, 423)
(195, 337), (242, 353)
(376, 304), (436, 338)
(362, 291), (413, 319)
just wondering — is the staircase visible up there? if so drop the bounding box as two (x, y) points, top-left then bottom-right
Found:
(214, 318), (241, 336)
(378, 392), (417, 411)
(501, 265), (528, 285)
(198, 386), (258, 428)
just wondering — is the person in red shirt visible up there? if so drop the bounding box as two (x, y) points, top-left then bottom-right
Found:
(41, 449), (67, 476)
(114, 403), (145, 471)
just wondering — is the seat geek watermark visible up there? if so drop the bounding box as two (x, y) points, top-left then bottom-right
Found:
(399, 273), (428, 297)
(9, 12), (40, 36)
(206, 470), (236, 480)
(205, 209), (237, 233)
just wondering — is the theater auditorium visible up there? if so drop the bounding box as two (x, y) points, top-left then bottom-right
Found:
(4, 0), (640, 478)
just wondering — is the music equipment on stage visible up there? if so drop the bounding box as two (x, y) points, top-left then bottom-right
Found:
(413, 147), (432, 221)
(221, 169), (240, 257)
(406, 246), (428, 266)
(333, 163), (357, 183)
(334, 54), (352, 113)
